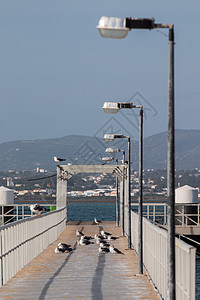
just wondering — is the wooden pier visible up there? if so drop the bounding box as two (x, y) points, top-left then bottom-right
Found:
(0, 221), (159, 299)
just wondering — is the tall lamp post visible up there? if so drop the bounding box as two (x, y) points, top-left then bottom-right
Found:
(104, 134), (131, 249)
(103, 102), (143, 274)
(105, 147), (125, 229)
(98, 16), (175, 298)
(102, 156), (119, 227)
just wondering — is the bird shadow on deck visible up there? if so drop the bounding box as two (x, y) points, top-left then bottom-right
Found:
(91, 253), (106, 300)
(38, 241), (78, 300)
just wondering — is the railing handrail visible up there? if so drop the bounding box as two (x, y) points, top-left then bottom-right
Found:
(130, 211), (196, 300)
(0, 206), (66, 287)
(0, 213), (66, 260)
(0, 206), (65, 231)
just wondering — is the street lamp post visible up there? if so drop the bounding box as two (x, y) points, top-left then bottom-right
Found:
(104, 134), (131, 249)
(105, 147), (125, 232)
(102, 156), (119, 227)
(103, 102), (143, 274)
(98, 16), (175, 299)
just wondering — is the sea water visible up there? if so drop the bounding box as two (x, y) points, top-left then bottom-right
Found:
(67, 201), (116, 221)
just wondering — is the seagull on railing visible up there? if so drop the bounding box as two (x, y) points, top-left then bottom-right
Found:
(29, 204), (49, 216)
(53, 156), (66, 166)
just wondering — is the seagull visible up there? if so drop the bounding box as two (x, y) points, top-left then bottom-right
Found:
(58, 242), (71, 250)
(99, 246), (109, 253)
(29, 204), (49, 216)
(78, 236), (94, 245)
(94, 218), (101, 225)
(94, 234), (100, 239)
(76, 230), (84, 237)
(101, 230), (111, 236)
(100, 242), (110, 248)
(53, 156), (66, 165)
(100, 234), (108, 240)
(55, 242), (73, 253)
(109, 245), (124, 255)
(95, 237), (101, 244)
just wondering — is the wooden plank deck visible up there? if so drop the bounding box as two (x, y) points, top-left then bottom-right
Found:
(0, 221), (159, 299)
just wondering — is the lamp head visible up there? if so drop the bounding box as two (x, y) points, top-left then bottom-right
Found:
(103, 102), (119, 114)
(105, 147), (120, 154)
(102, 157), (113, 162)
(97, 16), (129, 39)
(104, 133), (126, 141)
(103, 134), (115, 142)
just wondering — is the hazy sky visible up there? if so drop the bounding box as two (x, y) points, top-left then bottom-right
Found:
(0, 1), (199, 144)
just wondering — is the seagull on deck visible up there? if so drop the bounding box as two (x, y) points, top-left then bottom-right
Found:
(94, 218), (101, 225)
(100, 241), (110, 248)
(55, 243), (73, 253)
(76, 230), (84, 237)
(29, 204), (49, 216)
(94, 234), (100, 239)
(53, 156), (66, 166)
(99, 245), (109, 253)
(78, 236), (94, 245)
(109, 245), (124, 255)
(101, 230), (111, 236)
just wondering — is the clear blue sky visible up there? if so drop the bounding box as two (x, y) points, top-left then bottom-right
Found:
(0, 1), (199, 143)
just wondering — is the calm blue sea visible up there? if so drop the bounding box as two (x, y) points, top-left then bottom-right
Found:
(66, 201), (200, 299)
(67, 201), (116, 221)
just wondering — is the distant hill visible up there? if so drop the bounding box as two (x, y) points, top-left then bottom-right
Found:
(0, 129), (200, 171)
(141, 129), (200, 170)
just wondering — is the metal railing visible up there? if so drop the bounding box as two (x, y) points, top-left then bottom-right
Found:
(0, 207), (66, 287)
(132, 203), (200, 226)
(0, 204), (54, 226)
(131, 211), (196, 300)
(1, 202), (200, 227)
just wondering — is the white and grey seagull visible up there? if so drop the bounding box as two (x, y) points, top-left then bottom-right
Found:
(29, 204), (49, 216)
(76, 230), (84, 237)
(101, 230), (111, 236)
(78, 236), (94, 245)
(109, 245), (124, 255)
(55, 242), (73, 253)
(53, 156), (66, 166)
(99, 245), (109, 253)
(94, 218), (101, 225)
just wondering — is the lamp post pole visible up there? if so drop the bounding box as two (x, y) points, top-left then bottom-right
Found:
(167, 25), (175, 299)
(127, 136), (131, 249)
(115, 158), (119, 227)
(103, 103), (143, 270)
(102, 155), (120, 228)
(98, 19), (175, 297)
(138, 106), (143, 274)
(104, 134), (131, 248)
(121, 150), (125, 236)
(105, 147), (125, 233)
